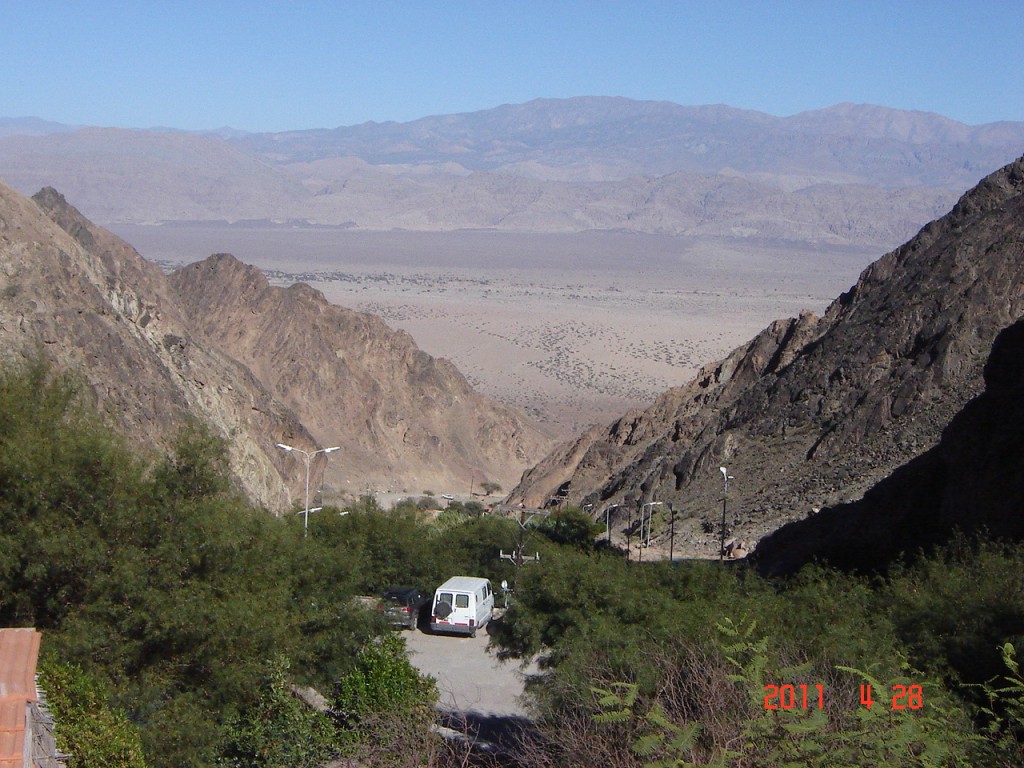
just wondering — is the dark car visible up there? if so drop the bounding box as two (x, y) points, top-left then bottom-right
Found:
(378, 587), (429, 630)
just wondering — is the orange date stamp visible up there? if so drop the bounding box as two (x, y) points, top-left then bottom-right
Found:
(763, 683), (924, 710)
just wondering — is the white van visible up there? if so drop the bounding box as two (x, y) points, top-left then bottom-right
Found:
(430, 576), (495, 636)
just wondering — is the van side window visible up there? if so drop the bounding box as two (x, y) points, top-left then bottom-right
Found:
(455, 594), (470, 608)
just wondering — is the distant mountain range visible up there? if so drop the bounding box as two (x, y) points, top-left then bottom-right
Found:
(2, 98), (1022, 248)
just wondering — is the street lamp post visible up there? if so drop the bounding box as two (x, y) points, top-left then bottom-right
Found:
(639, 502), (663, 562)
(719, 466), (734, 561)
(641, 502), (663, 548)
(276, 443), (340, 537)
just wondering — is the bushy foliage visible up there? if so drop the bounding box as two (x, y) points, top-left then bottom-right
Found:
(0, 359), (372, 767)
(534, 505), (604, 548)
(219, 656), (337, 768)
(883, 538), (1024, 688)
(10, 355), (1024, 767)
(494, 537), (1024, 766)
(580, 619), (975, 767)
(973, 643), (1024, 766)
(333, 631), (438, 726)
(38, 658), (147, 768)
(0, 356), (534, 767)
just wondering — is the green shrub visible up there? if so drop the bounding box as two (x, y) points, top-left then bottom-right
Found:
(220, 656), (337, 768)
(38, 658), (147, 768)
(535, 505), (604, 549)
(333, 632), (438, 746)
(882, 538), (1024, 688)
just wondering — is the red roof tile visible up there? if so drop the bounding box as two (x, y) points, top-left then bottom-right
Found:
(0, 629), (42, 768)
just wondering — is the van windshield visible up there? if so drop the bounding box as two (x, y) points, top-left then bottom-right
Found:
(455, 593), (470, 608)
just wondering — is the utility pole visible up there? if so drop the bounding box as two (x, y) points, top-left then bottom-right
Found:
(719, 466), (733, 561)
(603, 504), (620, 546)
(626, 501), (637, 562)
(668, 502), (675, 562)
(499, 507), (545, 578)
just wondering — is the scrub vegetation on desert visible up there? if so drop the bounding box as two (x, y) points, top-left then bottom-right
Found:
(114, 225), (875, 435)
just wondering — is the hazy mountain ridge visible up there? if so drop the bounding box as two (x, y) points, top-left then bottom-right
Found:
(240, 98), (1024, 182)
(0, 128), (311, 223)
(508, 156), (1024, 556)
(1, 98), (1021, 247)
(0, 181), (553, 508)
(0, 116), (80, 138)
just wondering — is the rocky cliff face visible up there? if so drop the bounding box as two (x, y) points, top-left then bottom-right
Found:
(168, 254), (555, 495)
(752, 315), (1024, 575)
(0, 181), (552, 509)
(509, 157), (1024, 555)
(0, 183), (317, 508)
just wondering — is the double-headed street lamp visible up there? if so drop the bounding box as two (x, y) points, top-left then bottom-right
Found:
(638, 501), (663, 562)
(276, 443), (340, 536)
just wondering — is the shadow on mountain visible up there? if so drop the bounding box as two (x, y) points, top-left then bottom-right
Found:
(753, 316), (1024, 576)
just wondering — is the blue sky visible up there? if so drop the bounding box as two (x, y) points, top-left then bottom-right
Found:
(2, 1), (1022, 131)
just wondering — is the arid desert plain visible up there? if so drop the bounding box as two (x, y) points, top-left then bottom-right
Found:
(113, 225), (881, 438)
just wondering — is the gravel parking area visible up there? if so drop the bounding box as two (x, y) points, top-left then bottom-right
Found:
(404, 622), (538, 719)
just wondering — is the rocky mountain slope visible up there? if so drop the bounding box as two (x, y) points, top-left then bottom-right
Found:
(168, 254), (554, 495)
(0, 182), (315, 509)
(0, 181), (553, 508)
(753, 314), (1024, 575)
(3, 99), (1022, 248)
(508, 156), (1024, 555)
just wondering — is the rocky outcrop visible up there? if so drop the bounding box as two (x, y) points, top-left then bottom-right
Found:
(752, 315), (1024, 575)
(509, 157), (1024, 555)
(0, 183), (317, 509)
(168, 254), (555, 495)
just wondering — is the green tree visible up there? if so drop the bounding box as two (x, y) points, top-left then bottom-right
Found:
(535, 505), (604, 549)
